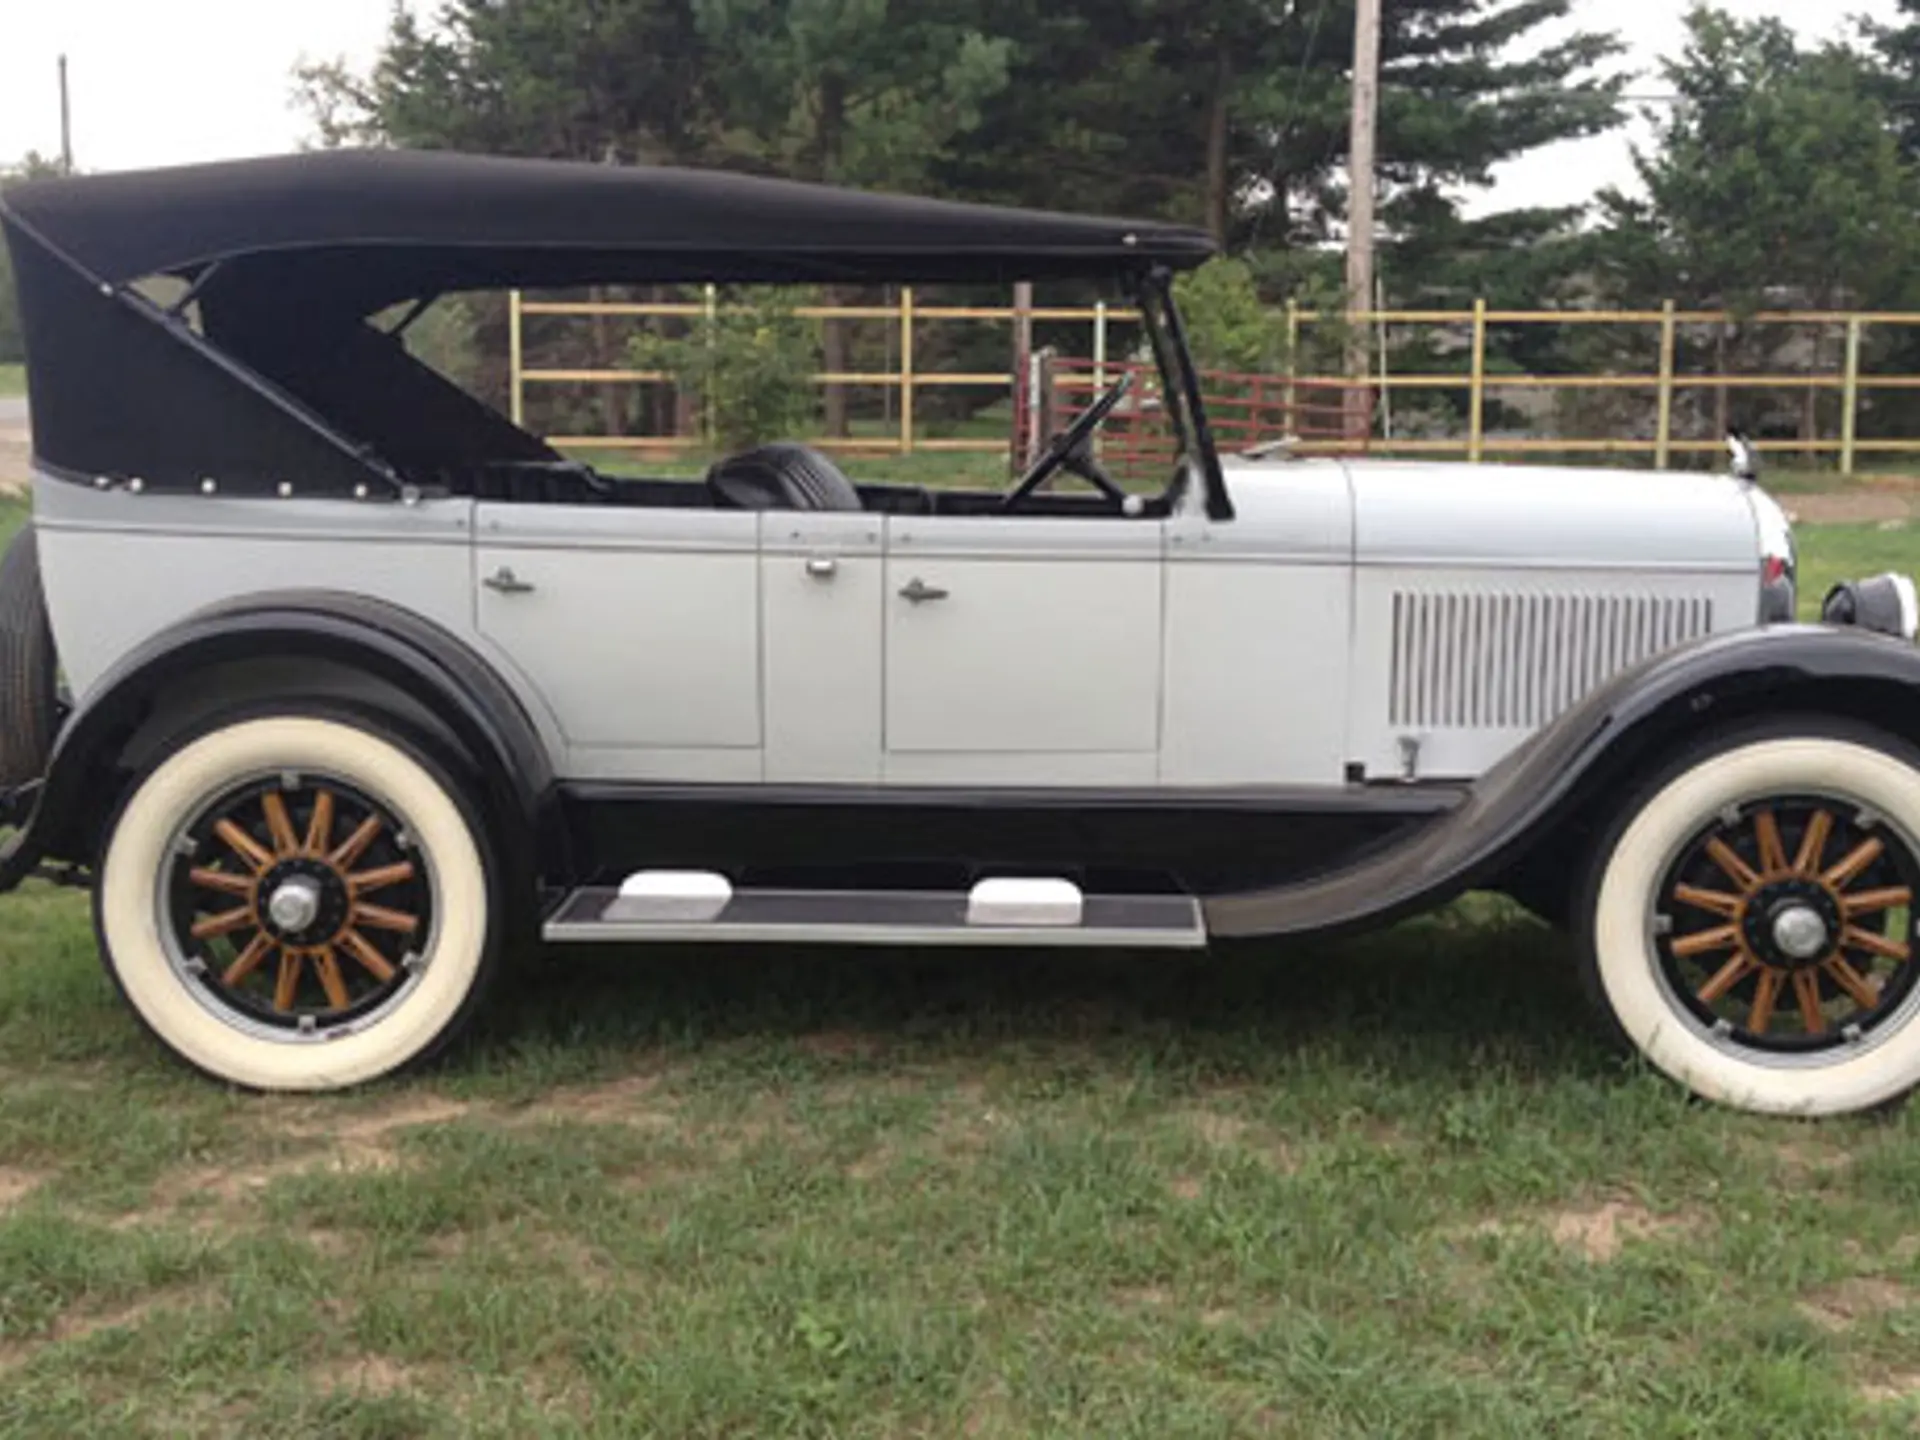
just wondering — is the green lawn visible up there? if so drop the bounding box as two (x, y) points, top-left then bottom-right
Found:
(0, 363), (23, 398)
(3, 520), (1920, 1434)
(0, 493), (26, 547)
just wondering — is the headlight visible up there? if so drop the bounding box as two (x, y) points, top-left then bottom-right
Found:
(1750, 487), (1797, 623)
(1824, 574), (1920, 642)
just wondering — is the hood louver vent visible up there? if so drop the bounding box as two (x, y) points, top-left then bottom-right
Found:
(1389, 591), (1715, 731)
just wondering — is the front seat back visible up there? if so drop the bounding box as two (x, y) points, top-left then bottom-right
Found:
(707, 443), (864, 512)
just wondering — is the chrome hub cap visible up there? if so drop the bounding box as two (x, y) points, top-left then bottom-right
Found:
(1771, 905), (1831, 963)
(267, 875), (324, 934)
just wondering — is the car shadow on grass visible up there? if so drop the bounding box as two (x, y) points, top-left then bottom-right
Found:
(462, 897), (1617, 1093)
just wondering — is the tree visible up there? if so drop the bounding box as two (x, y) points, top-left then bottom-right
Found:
(936, 1), (1625, 268)
(0, 154), (65, 366)
(631, 287), (823, 449)
(1594, 8), (1920, 441)
(297, 0), (712, 163)
(686, 0), (1014, 431)
(1601, 10), (1917, 314)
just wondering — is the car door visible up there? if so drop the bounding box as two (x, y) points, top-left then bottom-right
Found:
(882, 515), (1165, 785)
(475, 504), (764, 781)
(760, 511), (885, 783)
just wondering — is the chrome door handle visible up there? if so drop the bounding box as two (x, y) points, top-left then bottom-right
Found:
(899, 578), (949, 604)
(483, 566), (535, 595)
(805, 556), (839, 580)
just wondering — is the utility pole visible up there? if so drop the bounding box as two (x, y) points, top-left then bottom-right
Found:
(1345, 0), (1382, 442)
(58, 55), (73, 174)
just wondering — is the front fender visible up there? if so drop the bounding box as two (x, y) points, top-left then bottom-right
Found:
(0, 591), (558, 919)
(1204, 624), (1920, 939)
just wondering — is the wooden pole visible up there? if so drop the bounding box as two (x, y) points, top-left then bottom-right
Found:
(1468, 298), (1487, 463)
(508, 289), (524, 428)
(1655, 300), (1676, 470)
(1842, 316), (1863, 478)
(900, 287), (916, 455)
(1093, 300), (1108, 459)
(1345, 0), (1382, 442)
(58, 55), (73, 174)
(1013, 281), (1035, 468)
(1285, 300), (1300, 435)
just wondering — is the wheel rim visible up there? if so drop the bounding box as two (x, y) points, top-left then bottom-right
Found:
(159, 773), (437, 1041)
(1655, 795), (1920, 1057)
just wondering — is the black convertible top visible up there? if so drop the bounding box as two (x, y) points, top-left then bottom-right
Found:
(0, 151), (1213, 497)
(1, 149), (1214, 297)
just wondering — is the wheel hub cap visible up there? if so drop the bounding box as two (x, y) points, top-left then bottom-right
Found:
(1771, 904), (1831, 962)
(266, 876), (324, 934)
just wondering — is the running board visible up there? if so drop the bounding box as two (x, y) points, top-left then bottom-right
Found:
(543, 886), (1208, 949)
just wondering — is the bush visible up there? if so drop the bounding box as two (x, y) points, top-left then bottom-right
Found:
(631, 288), (821, 451)
(1173, 258), (1280, 374)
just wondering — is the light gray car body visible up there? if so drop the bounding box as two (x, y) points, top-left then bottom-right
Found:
(32, 453), (1781, 795)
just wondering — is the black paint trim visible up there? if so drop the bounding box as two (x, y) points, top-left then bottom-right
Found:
(1206, 624), (1920, 938)
(0, 592), (558, 938)
(557, 780), (1461, 897)
(1142, 273), (1234, 522)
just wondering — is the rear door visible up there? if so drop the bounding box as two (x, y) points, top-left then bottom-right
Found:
(475, 505), (763, 781)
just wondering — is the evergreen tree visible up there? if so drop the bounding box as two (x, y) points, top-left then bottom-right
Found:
(1593, 8), (1920, 443)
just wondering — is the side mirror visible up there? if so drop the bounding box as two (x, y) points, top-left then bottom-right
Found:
(1728, 432), (1759, 483)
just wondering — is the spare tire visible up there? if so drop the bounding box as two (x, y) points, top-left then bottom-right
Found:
(0, 523), (58, 789)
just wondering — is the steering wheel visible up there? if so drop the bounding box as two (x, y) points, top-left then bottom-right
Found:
(1001, 372), (1136, 514)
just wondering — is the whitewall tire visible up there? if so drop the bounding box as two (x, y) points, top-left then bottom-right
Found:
(96, 713), (496, 1091)
(1582, 726), (1920, 1118)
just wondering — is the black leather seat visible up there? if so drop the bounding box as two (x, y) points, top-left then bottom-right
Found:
(706, 443), (864, 512)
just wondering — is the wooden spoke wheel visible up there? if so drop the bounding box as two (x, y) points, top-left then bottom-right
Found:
(165, 774), (435, 1036)
(1583, 725), (1920, 1118)
(1657, 798), (1920, 1054)
(96, 713), (495, 1091)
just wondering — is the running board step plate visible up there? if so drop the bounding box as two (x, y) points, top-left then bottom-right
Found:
(543, 887), (1207, 949)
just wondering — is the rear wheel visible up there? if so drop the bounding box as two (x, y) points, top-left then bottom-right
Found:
(1580, 724), (1920, 1117)
(95, 712), (498, 1090)
(0, 523), (58, 788)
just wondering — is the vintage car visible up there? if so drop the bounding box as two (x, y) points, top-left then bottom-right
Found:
(4, 150), (1920, 1116)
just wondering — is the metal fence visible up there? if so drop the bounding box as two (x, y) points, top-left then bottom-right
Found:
(508, 291), (1920, 473)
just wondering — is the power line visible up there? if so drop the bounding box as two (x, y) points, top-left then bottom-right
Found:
(1244, 0), (1337, 250)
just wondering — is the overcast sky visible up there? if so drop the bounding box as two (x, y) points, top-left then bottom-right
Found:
(0, 0), (1908, 216)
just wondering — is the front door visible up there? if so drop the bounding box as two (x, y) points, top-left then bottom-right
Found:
(761, 511), (885, 783)
(882, 516), (1165, 784)
(475, 505), (763, 781)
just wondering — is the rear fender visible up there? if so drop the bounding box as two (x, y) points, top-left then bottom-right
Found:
(0, 591), (560, 935)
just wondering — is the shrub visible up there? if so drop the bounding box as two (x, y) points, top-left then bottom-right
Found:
(631, 288), (821, 451)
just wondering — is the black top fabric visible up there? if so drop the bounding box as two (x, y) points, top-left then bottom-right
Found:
(0, 149), (1214, 302)
(0, 150), (1212, 497)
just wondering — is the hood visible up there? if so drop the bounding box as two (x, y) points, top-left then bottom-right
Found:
(1221, 457), (1764, 572)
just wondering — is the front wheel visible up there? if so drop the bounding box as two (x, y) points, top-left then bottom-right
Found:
(96, 712), (499, 1091)
(1580, 723), (1920, 1117)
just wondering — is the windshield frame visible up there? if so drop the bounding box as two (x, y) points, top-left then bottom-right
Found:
(1134, 270), (1232, 521)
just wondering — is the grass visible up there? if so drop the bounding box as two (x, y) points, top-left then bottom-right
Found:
(12, 893), (1920, 1435)
(4, 510), (1920, 1432)
(0, 363), (23, 398)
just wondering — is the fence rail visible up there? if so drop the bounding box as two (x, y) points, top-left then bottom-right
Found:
(509, 291), (1920, 473)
